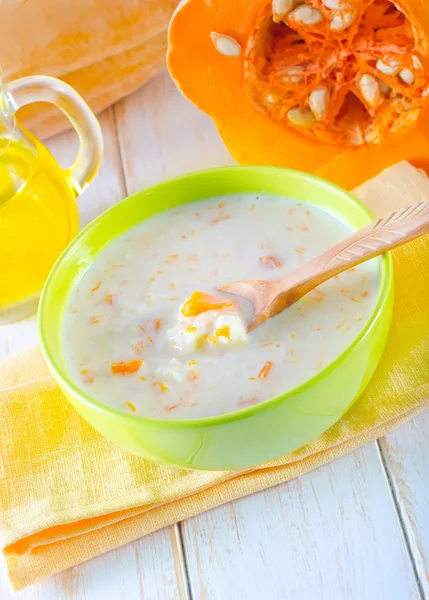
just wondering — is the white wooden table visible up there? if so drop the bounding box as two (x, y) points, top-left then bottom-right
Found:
(1, 72), (428, 600)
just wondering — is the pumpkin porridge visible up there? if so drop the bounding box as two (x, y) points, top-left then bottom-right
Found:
(63, 194), (380, 419)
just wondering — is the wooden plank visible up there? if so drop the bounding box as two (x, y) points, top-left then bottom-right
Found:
(379, 415), (429, 596)
(114, 71), (234, 192)
(182, 444), (420, 600)
(0, 528), (188, 600)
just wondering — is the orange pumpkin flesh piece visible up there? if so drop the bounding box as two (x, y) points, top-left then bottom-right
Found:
(181, 291), (236, 317)
(168, 0), (429, 189)
(111, 360), (143, 375)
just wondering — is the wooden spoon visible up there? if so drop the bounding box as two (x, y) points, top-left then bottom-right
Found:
(218, 201), (429, 332)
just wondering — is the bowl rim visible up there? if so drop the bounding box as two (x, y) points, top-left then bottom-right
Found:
(39, 165), (393, 430)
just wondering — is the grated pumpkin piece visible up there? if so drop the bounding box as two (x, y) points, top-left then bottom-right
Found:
(215, 325), (231, 338)
(258, 360), (273, 379)
(181, 291), (236, 317)
(259, 255), (283, 268)
(111, 360), (143, 375)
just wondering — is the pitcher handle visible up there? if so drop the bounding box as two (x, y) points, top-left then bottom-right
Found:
(5, 75), (103, 194)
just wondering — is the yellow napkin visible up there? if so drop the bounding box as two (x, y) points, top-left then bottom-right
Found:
(1, 161), (429, 591)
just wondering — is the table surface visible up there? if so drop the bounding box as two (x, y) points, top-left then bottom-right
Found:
(1, 72), (428, 600)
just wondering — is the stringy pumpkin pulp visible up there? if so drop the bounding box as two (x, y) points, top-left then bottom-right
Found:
(244, 0), (429, 146)
(168, 0), (429, 187)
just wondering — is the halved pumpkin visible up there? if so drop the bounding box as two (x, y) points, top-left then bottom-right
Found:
(168, 0), (429, 189)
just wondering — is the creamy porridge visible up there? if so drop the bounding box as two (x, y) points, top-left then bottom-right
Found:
(63, 194), (380, 419)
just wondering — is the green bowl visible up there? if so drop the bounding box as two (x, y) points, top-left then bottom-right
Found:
(39, 167), (394, 471)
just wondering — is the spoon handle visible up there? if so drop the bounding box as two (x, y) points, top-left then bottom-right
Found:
(277, 200), (429, 298)
(219, 200), (429, 332)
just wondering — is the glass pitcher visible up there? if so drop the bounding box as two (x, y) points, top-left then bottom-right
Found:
(0, 73), (103, 324)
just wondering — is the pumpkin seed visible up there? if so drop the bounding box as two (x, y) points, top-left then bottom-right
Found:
(210, 32), (241, 57)
(330, 10), (356, 31)
(321, 0), (342, 8)
(395, 96), (412, 110)
(322, 0), (354, 8)
(376, 59), (401, 76)
(309, 87), (330, 120)
(358, 74), (381, 108)
(287, 107), (316, 127)
(364, 130), (379, 144)
(282, 65), (305, 84)
(265, 94), (276, 104)
(378, 80), (390, 96)
(399, 68), (415, 85)
(289, 5), (323, 26)
(412, 55), (423, 70)
(272, 0), (295, 23)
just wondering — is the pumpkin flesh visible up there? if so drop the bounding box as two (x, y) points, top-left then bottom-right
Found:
(3, 0), (179, 139)
(168, 0), (429, 188)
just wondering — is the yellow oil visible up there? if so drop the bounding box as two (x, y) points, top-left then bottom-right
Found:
(0, 132), (78, 312)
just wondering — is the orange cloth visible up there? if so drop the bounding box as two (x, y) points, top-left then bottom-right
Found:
(1, 161), (428, 591)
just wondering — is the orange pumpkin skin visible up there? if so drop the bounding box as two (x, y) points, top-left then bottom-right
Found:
(168, 0), (429, 189)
